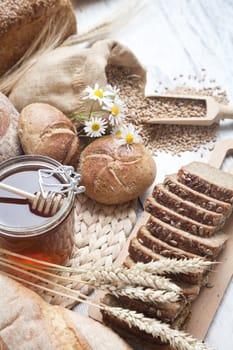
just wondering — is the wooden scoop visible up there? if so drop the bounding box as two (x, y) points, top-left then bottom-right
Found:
(142, 93), (233, 126)
(0, 182), (64, 216)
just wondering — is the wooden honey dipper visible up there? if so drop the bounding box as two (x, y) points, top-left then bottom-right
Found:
(0, 182), (64, 216)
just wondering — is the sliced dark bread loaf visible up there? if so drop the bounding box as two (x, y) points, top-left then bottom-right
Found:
(153, 183), (225, 227)
(164, 174), (232, 216)
(129, 237), (205, 285)
(112, 290), (188, 324)
(178, 161), (233, 204)
(137, 226), (201, 260)
(145, 197), (217, 237)
(124, 255), (201, 302)
(102, 294), (191, 349)
(102, 291), (190, 327)
(102, 295), (171, 349)
(146, 215), (228, 259)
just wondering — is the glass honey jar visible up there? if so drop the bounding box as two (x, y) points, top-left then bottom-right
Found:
(0, 155), (83, 265)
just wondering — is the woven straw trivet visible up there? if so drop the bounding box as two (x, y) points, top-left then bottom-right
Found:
(34, 193), (137, 308)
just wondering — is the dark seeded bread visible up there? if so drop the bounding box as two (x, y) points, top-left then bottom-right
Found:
(178, 162), (233, 204)
(138, 226), (201, 260)
(146, 215), (228, 259)
(102, 295), (169, 348)
(114, 293), (188, 324)
(124, 256), (201, 302)
(145, 197), (217, 237)
(102, 294), (190, 350)
(164, 174), (232, 217)
(129, 237), (205, 285)
(153, 183), (225, 227)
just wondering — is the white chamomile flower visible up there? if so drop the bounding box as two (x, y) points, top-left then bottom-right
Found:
(82, 83), (110, 105)
(105, 84), (120, 98)
(111, 125), (123, 139)
(103, 97), (125, 126)
(117, 124), (141, 145)
(84, 117), (107, 138)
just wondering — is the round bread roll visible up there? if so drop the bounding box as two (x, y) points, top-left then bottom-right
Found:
(18, 103), (80, 165)
(79, 136), (156, 204)
(0, 92), (22, 162)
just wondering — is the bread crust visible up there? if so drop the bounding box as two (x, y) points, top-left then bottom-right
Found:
(79, 136), (156, 204)
(18, 103), (80, 165)
(0, 275), (132, 350)
(0, 92), (22, 161)
(0, 0), (77, 75)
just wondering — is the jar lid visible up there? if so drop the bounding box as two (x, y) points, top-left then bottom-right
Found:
(0, 155), (84, 237)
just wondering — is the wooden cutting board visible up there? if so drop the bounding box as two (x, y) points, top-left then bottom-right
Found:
(89, 138), (233, 342)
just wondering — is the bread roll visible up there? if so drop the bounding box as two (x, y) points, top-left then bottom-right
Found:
(0, 0), (76, 76)
(0, 92), (22, 161)
(79, 136), (156, 204)
(18, 103), (80, 165)
(0, 274), (132, 350)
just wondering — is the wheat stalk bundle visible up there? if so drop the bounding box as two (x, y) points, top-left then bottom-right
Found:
(0, 248), (215, 350)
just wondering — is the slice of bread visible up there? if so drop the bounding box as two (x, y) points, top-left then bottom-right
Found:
(101, 294), (191, 350)
(178, 161), (233, 204)
(129, 237), (205, 285)
(164, 174), (232, 217)
(153, 183), (225, 227)
(124, 256), (201, 302)
(113, 292), (188, 324)
(146, 215), (227, 259)
(137, 226), (201, 260)
(145, 197), (217, 237)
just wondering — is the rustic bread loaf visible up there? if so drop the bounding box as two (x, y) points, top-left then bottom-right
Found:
(0, 274), (132, 350)
(0, 92), (22, 161)
(0, 0), (76, 76)
(153, 183), (225, 227)
(164, 174), (232, 217)
(79, 136), (156, 204)
(178, 161), (233, 203)
(18, 103), (80, 165)
(146, 215), (227, 259)
(145, 197), (217, 237)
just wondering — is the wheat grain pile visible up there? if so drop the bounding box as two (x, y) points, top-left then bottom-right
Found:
(106, 65), (228, 155)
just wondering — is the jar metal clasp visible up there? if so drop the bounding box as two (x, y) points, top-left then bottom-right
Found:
(38, 165), (85, 199)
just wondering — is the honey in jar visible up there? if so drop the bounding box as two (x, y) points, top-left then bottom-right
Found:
(0, 155), (77, 265)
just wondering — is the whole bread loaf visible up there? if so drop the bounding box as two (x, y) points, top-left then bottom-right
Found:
(0, 0), (76, 76)
(79, 136), (156, 204)
(18, 103), (80, 165)
(0, 92), (22, 161)
(0, 274), (132, 350)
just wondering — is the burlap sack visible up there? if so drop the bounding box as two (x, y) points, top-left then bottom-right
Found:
(9, 40), (146, 115)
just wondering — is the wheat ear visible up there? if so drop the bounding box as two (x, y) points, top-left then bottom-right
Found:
(0, 248), (181, 293)
(104, 306), (215, 350)
(111, 286), (180, 304)
(81, 267), (181, 292)
(130, 258), (214, 275)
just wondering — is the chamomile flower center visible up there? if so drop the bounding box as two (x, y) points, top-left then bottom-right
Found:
(111, 105), (119, 116)
(91, 122), (101, 131)
(94, 89), (104, 98)
(125, 133), (134, 144)
(115, 130), (122, 137)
